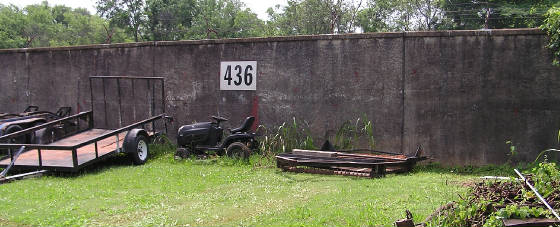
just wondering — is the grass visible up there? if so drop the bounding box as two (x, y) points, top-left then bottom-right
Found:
(0, 145), (497, 227)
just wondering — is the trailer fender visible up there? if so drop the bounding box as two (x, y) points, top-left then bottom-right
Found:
(124, 129), (150, 165)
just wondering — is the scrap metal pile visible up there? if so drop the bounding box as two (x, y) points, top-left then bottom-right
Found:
(442, 179), (560, 227)
(276, 142), (426, 178)
(397, 167), (560, 227)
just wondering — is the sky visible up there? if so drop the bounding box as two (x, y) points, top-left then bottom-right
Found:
(0, 0), (287, 20)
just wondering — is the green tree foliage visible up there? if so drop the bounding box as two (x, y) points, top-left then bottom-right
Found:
(356, 0), (456, 32)
(145, 0), (196, 41)
(441, 0), (559, 30)
(187, 0), (265, 39)
(97, 0), (145, 42)
(357, 0), (559, 32)
(98, 0), (264, 41)
(542, 7), (560, 66)
(358, 0), (447, 32)
(265, 0), (362, 35)
(0, 1), (127, 49)
(0, 4), (28, 48)
(3, 0), (560, 50)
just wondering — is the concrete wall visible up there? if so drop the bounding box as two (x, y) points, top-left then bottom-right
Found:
(0, 28), (557, 165)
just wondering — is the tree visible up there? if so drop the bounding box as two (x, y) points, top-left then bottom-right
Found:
(97, 0), (146, 42)
(0, 4), (27, 48)
(357, 0), (402, 32)
(441, 0), (559, 30)
(265, 0), (362, 35)
(145, 0), (196, 41)
(542, 7), (560, 66)
(412, 0), (446, 30)
(0, 1), (129, 49)
(357, 0), (446, 32)
(188, 0), (265, 39)
(22, 2), (57, 47)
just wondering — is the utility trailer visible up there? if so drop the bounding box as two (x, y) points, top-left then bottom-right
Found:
(0, 76), (169, 175)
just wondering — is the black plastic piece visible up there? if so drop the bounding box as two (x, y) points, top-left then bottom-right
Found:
(230, 116), (255, 134)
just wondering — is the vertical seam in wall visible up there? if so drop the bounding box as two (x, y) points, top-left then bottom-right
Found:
(152, 42), (156, 78)
(400, 32), (406, 154)
(26, 53), (31, 107)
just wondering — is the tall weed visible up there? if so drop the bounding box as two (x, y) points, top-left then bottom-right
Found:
(256, 115), (375, 156)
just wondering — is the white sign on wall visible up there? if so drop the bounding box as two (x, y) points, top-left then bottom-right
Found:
(220, 61), (257, 90)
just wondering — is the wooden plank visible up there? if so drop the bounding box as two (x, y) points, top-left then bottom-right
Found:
(49, 129), (109, 146)
(292, 149), (337, 157)
(503, 218), (560, 227)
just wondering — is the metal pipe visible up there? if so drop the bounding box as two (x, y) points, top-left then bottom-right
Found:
(37, 148), (42, 167)
(89, 77), (94, 117)
(94, 142), (98, 158)
(72, 148), (78, 168)
(116, 134), (120, 153)
(514, 169), (560, 220)
(116, 78), (123, 128)
(151, 80), (155, 131)
(89, 76), (164, 80)
(102, 78), (108, 128)
(1, 146), (26, 177)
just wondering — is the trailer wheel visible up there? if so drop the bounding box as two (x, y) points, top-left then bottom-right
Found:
(124, 129), (149, 165)
(5, 125), (26, 144)
(226, 142), (250, 159)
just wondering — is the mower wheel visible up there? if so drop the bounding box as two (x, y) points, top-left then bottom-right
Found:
(226, 142), (251, 159)
(124, 129), (149, 165)
(175, 147), (193, 159)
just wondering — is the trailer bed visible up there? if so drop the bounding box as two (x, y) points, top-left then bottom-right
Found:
(0, 129), (126, 170)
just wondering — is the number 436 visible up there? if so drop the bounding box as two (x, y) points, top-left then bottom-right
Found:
(223, 65), (253, 86)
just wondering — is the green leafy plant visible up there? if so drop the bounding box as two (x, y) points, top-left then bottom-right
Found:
(334, 115), (375, 150)
(505, 141), (516, 157)
(530, 161), (560, 198)
(483, 205), (550, 227)
(256, 117), (316, 156)
(257, 116), (376, 156)
(542, 7), (560, 66)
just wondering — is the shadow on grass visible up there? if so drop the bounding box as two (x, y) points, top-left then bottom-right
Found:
(412, 162), (538, 177)
(274, 168), (384, 183)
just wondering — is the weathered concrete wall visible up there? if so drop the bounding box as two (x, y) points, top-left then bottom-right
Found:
(403, 30), (560, 165)
(0, 29), (557, 165)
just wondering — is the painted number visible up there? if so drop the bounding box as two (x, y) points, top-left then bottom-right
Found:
(220, 61), (257, 90)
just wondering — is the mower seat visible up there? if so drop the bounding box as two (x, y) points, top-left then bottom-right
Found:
(230, 116), (255, 134)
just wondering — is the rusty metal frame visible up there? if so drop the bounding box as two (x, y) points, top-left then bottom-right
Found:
(276, 150), (426, 178)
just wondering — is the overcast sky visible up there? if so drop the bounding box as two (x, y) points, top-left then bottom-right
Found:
(0, 0), (287, 20)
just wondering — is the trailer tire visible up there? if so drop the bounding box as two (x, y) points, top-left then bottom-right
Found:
(5, 124), (26, 144)
(124, 129), (149, 165)
(226, 142), (250, 159)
